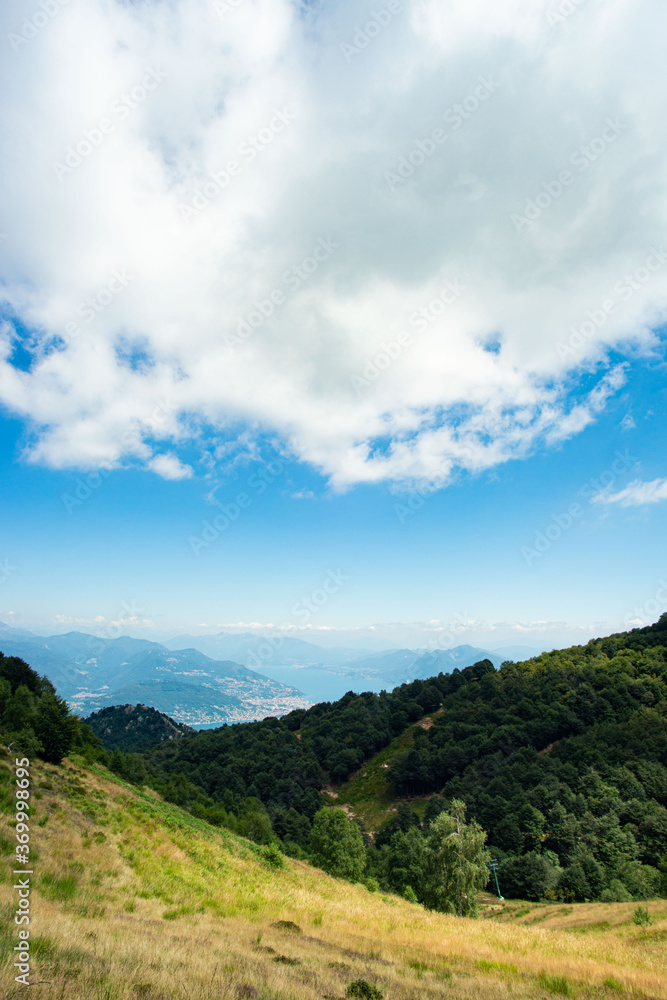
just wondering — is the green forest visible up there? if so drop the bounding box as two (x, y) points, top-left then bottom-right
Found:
(84, 703), (194, 751)
(2, 614), (667, 910)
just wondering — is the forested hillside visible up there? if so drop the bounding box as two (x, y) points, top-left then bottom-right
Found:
(379, 617), (667, 903)
(141, 615), (667, 904)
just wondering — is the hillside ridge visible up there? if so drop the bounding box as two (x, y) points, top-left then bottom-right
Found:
(84, 703), (195, 751)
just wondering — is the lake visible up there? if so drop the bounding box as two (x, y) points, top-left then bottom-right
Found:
(252, 664), (387, 703)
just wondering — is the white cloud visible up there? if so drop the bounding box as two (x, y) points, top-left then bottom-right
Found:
(148, 453), (193, 480)
(1, 0), (667, 487)
(593, 477), (667, 507)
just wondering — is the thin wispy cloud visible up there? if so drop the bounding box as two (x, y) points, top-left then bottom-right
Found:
(593, 476), (667, 507)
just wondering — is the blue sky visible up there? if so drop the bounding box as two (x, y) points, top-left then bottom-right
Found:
(1, 346), (666, 650)
(1, 0), (667, 651)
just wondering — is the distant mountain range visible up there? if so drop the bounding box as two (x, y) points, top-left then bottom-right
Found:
(0, 620), (546, 722)
(330, 644), (505, 686)
(164, 631), (369, 667)
(0, 628), (309, 725)
(165, 629), (545, 674)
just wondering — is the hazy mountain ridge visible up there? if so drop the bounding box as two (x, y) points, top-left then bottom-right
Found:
(343, 644), (504, 685)
(165, 630), (371, 666)
(165, 629), (514, 684)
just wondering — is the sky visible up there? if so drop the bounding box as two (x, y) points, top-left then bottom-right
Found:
(1, 0), (667, 652)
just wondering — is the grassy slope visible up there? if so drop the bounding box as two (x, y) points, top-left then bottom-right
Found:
(327, 713), (437, 829)
(1, 748), (666, 1000)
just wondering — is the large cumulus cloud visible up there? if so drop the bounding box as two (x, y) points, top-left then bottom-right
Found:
(0, 0), (666, 487)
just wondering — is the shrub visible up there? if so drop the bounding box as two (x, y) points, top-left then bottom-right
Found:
(346, 981), (384, 1000)
(600, 879), (632, 902)
(632, 905), (653, 935)
(259, 842), (285, 868)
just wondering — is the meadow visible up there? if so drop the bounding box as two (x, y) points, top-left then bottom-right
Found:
(1, 748), (665, 1000)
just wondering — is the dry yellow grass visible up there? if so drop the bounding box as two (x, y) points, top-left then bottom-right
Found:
(0, 750), (665, 1000)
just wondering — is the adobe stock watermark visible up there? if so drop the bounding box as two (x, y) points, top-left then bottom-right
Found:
(521, 449), (636, 566)
(179, 108), (296, 221)
(547, 0), (590, 28)
(8, 0), (73, 54)
(624, 582), (667, 630)
(52, 68), (168, 180)
(556, 246), (667, 359)
(340, 2), (403, 63)
(225, 237), (339, 347)
(385, 76), (501, 193)
(61, 398), (177, 513)
(13, 756), (32, 987)
(430, 610), (477, 653)
(189, 459), (285, 554)
(212, 0), (246, 15)
(0, 558), (18, 585)
(58, 268), (135, 347)
(350, 277), (466, 393)
(393, 474), (450, 525)
(511, 117), (628, 233)
(245, 569), (350, 670)
(88, 600), (147, 649)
